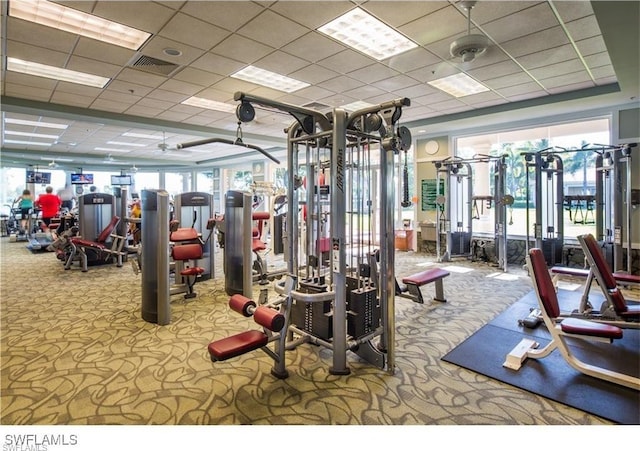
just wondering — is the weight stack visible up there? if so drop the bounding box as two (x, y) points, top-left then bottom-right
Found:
(451, 231), (471, 255)
(347, 286), (379, 340)
(290, 281), (333, 340)
(542, 238), (563, 266)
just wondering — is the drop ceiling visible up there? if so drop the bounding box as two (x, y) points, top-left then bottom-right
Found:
(1, 0), (638, 172)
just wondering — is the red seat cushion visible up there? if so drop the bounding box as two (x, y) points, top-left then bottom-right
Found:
(180, 267), (204, 276)
(252, 239), (267, 252)
(208, 330), (268, 361)
(560, 317), (623, 339)
(402, 268), (450, 286)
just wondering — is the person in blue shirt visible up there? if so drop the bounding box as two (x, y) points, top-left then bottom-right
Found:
(16, 189), (34, 232)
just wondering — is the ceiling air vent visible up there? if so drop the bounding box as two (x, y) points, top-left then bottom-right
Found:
(128, 54), (182, 77)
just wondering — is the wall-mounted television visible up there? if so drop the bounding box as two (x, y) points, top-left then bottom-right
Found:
(26, 170), (51, 184)
(71, 173), (94, 184)
(111, 175), (132, 186)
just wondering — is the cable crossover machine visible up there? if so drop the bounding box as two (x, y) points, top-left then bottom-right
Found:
(207, 91), (412, 378)
(433, 154), (512, 271)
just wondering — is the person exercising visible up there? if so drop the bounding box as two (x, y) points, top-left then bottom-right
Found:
(16, 189), (34, 232)
(36, 186), (62, 231)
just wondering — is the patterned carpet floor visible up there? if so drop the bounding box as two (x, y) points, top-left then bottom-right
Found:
(0, 238), (615, 425)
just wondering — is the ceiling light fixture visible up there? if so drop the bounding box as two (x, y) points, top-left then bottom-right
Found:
(122, 132), (160, 139)
(4, 118), (69, 129)
(450, 1), (490, 63)
(4, 130), (60, 139)
(428, 72), (489, 97)
(318, 7), (417, 60)
(182, 97), (236, 113)
(94, 147), (131, 153)
(3, 139), (53, 146)
(7, 57), (110, 88)
(231, 66), (310, 93)
(106, 141), (148, 147)
(9, 0), (151, 50)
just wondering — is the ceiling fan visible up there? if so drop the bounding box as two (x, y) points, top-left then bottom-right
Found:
(103, 153), (126, 164)
(48, 160), (59, 168)
(157, 131), (178, 152)
(450, 1), (490, 63)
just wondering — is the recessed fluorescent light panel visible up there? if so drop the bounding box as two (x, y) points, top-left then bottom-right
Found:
(122, 132), (161, 139)
(428, 73), (490, 98)
(4, 130), (60, 139)
(4, 118), (69, 129)
(9, 0), (150, 50)
(3, 140), (52, 146)
(231, 66), (310, 93)
(107, 141), (148, 147)
(318, 7), (418, 60)
(7, 57), (110, 88)
(182, 97), (236, 113)
(94, 147), (131, 153)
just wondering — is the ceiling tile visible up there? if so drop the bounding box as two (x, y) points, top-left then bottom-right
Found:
(361, 1), (447, 27)
(386, 48), (443, 73)
(540, 71), (593, 90)
(74, 37), (137, 66)
(269, 1), (353, 29)
(190, 52), (246, 77)
(180, 1), (265, 32)
(67, 55), (122, 79)
(318, 49), (378, 74)
(564, 15), (603, 42)
(466, 60), (523, 81)
(547, 80), (596, 94)
(399, 5), (467, 46)
(280, 32), (345, 64)
(6, 40), (69, 67)
(528, 59), (587, 80)
(574, 35), (608, 57)
(211, 34), (274, 64)
(115, 68), (168, 88)
(92, 1), (177, 35)
(517, 45), (580, 70)
(254, 51), (310, 75)
(552, 0), (595, 22)
(371, 74), (420, 92)
(318, 75), (363, 93)
(466, 1), (541, 24)
(584, 52), (612, 69)
(172, 67), (224, 88)
(347, 63), (400, 85)
(3, 82), (53, 102)
(236, 10), (309, 49)
(482, 3), (558, 44)
(157, 12), (230, 51)
(6, 17), (78, 53)
(290, 65), (341, 85)
(484, 72), (538, 90)
(501, 26), (569, 57)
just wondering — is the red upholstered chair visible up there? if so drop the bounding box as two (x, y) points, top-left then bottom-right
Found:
(64, 216), (125, 272)
(503, 248), (638, 391)
(577, 234), (640, 322)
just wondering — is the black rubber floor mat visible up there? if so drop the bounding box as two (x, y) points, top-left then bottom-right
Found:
(442, 291), (640, 424)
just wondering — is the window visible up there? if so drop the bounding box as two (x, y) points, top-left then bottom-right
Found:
(455, 117), (610, 238)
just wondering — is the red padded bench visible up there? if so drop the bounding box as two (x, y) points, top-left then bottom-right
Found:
(208, 294), (285, 362)
(208, 330), (268, 361)
(399, 268), (450, 304)
(551, 265), (640, 287)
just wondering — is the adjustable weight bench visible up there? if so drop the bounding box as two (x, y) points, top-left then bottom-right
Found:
(504, 248), (639, 391)
(397, 268), (450, 303)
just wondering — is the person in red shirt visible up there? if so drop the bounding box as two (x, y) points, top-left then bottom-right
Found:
(36, 186), (62, 230)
